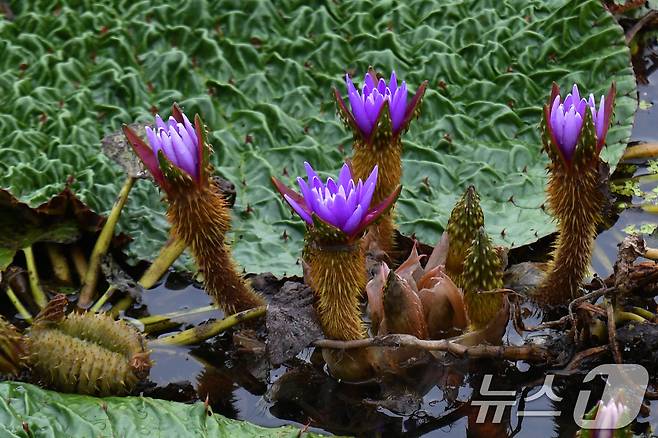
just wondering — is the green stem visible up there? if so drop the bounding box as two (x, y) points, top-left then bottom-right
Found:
(6, 286), (33, 323)
(71, 246), (88, 284)
(78, 176), (135, 309)
(150, 306), (266, 346)
(90, 285), (117, 313)
(615, 310), (647, 324)
(46, 243), (72, 285)
(108, 236), (186, 319)
(629, 306), (654, 320)
(22, 246), (47, 309)
(138, 237), (186, 289)
(140, 305), (217, 334)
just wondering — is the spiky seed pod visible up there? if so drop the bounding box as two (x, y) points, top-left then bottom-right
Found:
(28, 330), (138, 396)
(536, 85), (613, 306)
(445, 185), (485, 285)
(462, 228), (504, 330)
(0, 316), (27, 376)
(27, 312), (151, 396)
(124, 105), (265, 315)
(335, 68), (427, 254)
(304, 230), (366, 341)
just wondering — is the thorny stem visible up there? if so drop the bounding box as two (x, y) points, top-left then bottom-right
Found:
(78, 176), (135, 308)
(6, 285), (33, 323)
(150, 306), (266, 346)
(139, 304), (217, 334)
(314, 334), (552, 362)
(22, 246), (47, 309)
(45, 243), (72, 285)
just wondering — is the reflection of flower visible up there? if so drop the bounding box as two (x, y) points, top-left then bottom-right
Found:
(544, 83), (615, 163)
(145, 114), (199, 181)
(272, 162), (399, 239)
(592, 398), (628, 438)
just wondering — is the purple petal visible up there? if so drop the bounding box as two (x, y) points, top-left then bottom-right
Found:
(390, 82), (408, 131)
(297, 177), (315, 210)
(342, 204), (364, 235)
(177, 123), (198, 163)
(571, 84), (580, 105)
(325, 177), (338, 195)
(338, 163), (352, 189)
(360, 166), (378, 210)
(313, 197), (337, 226)
(331, 186), (350, 227)
(170, 127), (197, 178)
(561, 109), (582, 160)
(345, 183), (359, 213)
(389, 71), (398, 92)
(553, 106), (565, 147)
(346, 77), (371, 135)
(182, 113), (198, 146)
(364, 73), (375, 96)
(145, 126), (161, 156)
(377, 78), (386, 94)
(304, 162), (321, 187)
(284, 194), (313, 224)
(563, 93), (573, 110)
(155, 115), (167, 131)
(159, 131), (177, 165)
(549, 95), (561, 135)
(575, 98), (587, 118)
(167, 116), (178, 131)
(596, 95), (606, 140)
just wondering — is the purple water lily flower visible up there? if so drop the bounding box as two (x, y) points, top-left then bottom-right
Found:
(145, 113), (199, 180)
(272, 162), (400, 239)
(335, 68), (427, 139)
(124, 104), (205, 190)
(346, 71), (407, 136)
(545, 83), (615, 163)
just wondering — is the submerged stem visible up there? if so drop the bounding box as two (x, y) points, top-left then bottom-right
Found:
(78, 176), (135, 308)
(6, 286), (33, 323)
(22, 246), (47, 309)
(139, 305), (217, 334)
(90, 285), (117, 313)
(150, 306), (266, 346)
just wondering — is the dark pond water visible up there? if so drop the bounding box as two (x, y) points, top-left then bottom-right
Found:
(116, 59), (658, 437)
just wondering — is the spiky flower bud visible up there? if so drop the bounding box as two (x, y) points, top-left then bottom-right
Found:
(445, 185), (485, 285)
(462, 227), (504, 330)
(334, 68), (427, 253)
(124, 104), (264, 314)
(27, 312), (151, 396)
(537, 83), (616, 306)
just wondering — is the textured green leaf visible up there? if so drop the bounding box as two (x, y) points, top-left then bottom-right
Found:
(0, 381), (325, 437)
(0, 0), (636, 276)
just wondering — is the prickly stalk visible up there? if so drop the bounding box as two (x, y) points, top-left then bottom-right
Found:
(0, 317), (26, 376)
(167, 183), (265, 314)
(462, 228), (504, 330)
(304, 237), (366, 341)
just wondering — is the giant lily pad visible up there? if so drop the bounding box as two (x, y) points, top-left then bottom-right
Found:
(0, 381), (324, 437)
(0, 0), (636, 276)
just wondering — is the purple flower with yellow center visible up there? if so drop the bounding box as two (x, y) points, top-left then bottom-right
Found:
(272, 162), (400, 240)
(334, 67), (427, 140)
(123, 104), (207, 191)
(544, 82), (615, 164)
